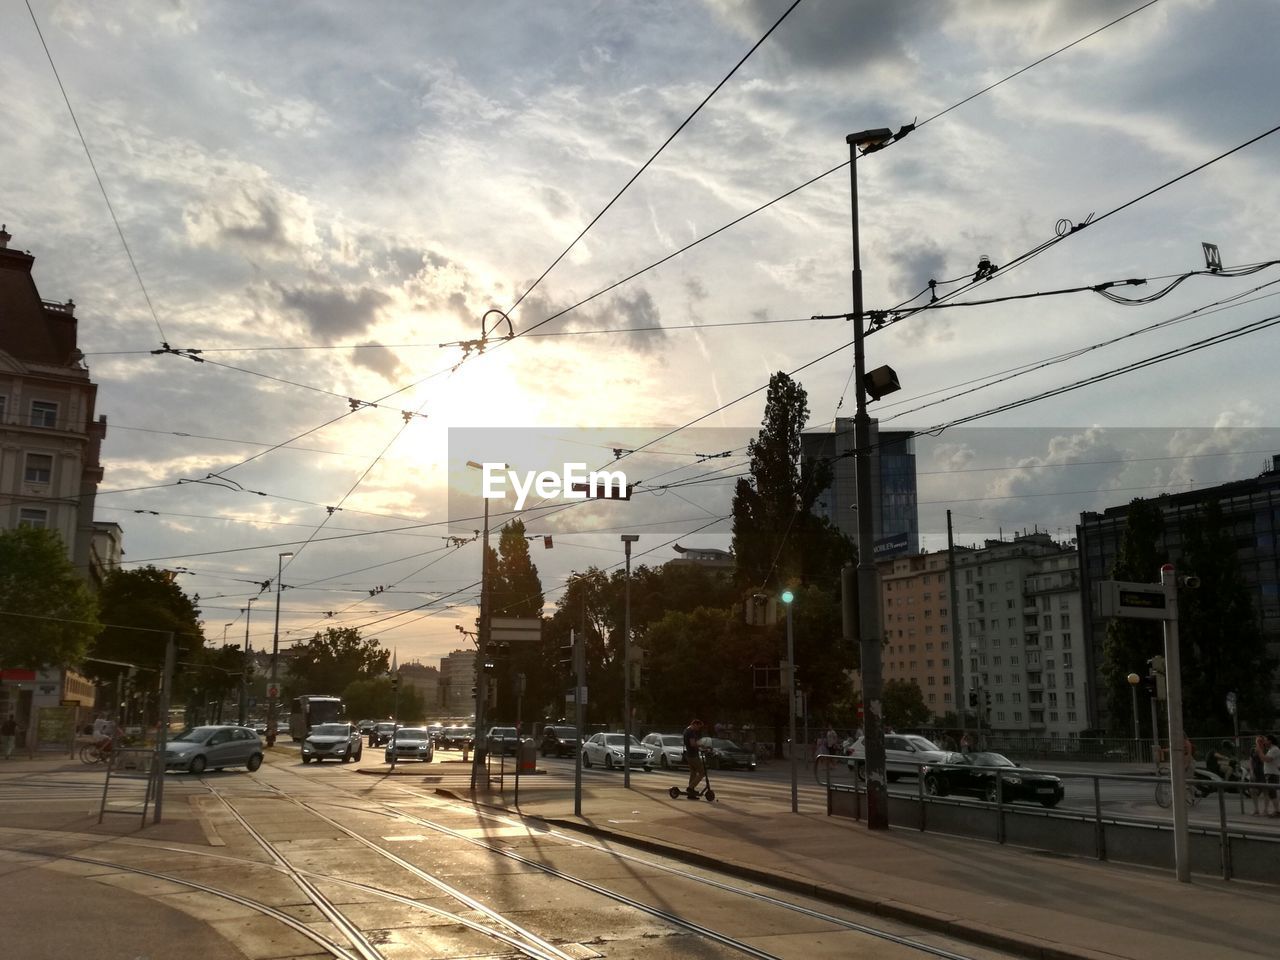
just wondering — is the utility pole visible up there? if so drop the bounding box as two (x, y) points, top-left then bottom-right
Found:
(621, 535), (639, 788)
(266, 551), (293, 747)
(573, 628), (584, 817)
(946, 510), (966, 731)
(471, 471), (491, 791)
(238, 598), (255, 726)
(152, 632), (175, 824)
(782, 590), (797, 813)
(1159, 564), (1191, 883)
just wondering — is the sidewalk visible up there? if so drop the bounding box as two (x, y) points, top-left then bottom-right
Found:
(444, 772), (1273, 960)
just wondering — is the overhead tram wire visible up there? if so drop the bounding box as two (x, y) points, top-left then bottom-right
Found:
(24, 0), (168, 346)
(496, 0), (1164, 347)
(503, 0), (807, 320)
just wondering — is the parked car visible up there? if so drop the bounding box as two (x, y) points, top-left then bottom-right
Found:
(485, 726), (520, 755)
(356, 719), (376, 734)
(921, 751), (1064, 807)
(438, 725), (475, 750)
(249, 720), (268, 737)
(385, 727), (434, 763)
(540, 725), (580, 758)
(700, 737), (756, 771)
(582, 733), (651, 771)
(641, 732), (686, 769)
(369, 722), (398, 746)
(846, 734), (949, 782)
(301, 722), (363, 764)
(425, 723), (444, 742)
(163, 725), (263, 774)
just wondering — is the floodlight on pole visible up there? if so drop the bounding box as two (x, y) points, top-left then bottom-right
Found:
(621, 534), (640, 788)
(782, 587), (798, 813)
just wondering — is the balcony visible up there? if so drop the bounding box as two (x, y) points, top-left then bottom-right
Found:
(1023, 622), (1040, 634)
(1023, 603), (1038, 614)
(1028, 717), (1047, 730)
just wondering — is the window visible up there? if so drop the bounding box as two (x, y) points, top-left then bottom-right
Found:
(1010, 655), (1020, 665)
(24, 453), (53, 484)
(1062, 653), (1073, 668)
(1060, 613), (1070, 628)
(1042, 614), (1053, 629)
(1067, 711), (1078, 722)
(927, 676), (936, 685)
(30, 400), (58, 428)
(928, 693), (936, 703)
(18, 508), (48, 528)
(1064, 672), (1074, 687)
(0, 395), (6, 421)
(997, 711), (1006, 722)
(1049, 711), (1059, 722)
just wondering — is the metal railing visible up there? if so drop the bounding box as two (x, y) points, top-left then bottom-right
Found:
(826, 760), (1278, 884)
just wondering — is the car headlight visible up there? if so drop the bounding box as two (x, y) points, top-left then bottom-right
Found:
(1005, 776), (1022, 786)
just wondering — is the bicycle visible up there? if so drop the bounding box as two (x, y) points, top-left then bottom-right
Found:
(1153, 765), (1199, 808)
(79, 740), (114, 764)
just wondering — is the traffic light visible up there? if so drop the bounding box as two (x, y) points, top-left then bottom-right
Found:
(1147, 655), (1167, 701)
(968, 690), (978, 708)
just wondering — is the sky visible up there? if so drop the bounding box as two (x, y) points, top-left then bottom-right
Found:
(4, 0), (1279, 668)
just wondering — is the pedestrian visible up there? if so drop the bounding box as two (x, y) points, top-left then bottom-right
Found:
(1248, 735), (1267, 815)
(683, 718), (706, 799)
(824, 725), (839, 756)
(1264, 733), (1280, 818)
(1181, 734), (1196, 777)
(960, 732), (973, 755)
(1, 714), (17, 760)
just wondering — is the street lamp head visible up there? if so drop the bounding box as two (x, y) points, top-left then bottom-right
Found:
(847, 127), (893, 153)
(279, 551), (294, 560)
(781, 589), (795, 604)
(620, 534), (640, 544)
(1126, 672), (1141, 685)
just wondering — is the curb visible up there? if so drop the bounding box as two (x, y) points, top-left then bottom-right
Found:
(434, 787), (1122, 960)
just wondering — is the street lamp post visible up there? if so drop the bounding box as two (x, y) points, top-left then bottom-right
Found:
(847, 127), (898, 831)
(266, 551), (293, 747)
(466, 461), (492, 790)
(621, 534), (639, 788)
(1126, 672), (1142, 760)
(239, 597), (256, 725)
(781, 589), (797, 814)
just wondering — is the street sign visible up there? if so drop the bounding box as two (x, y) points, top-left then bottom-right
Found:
(267, 684), (279, 699)
(1226, 691), (1237, 716)
(1093, 580), (1170, 621)
(489, 617), (542, 642)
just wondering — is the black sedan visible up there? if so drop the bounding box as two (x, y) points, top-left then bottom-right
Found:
(921, 751), (1064, 807)
(700, 738), (756, 771)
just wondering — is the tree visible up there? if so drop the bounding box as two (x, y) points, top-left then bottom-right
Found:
(486, 520), (546, 723)
(1100, 499), (1166, 735)
(0, 527), (98, 669)
(789, 584), (856, 725)
(881, 679), (932, 728)
(285, 627), (388, 697)
(732, 372), (853, 593)
(343, 676), (424, 723)
(90, 566), (203, 718)
(1178, 501), (1275, 734)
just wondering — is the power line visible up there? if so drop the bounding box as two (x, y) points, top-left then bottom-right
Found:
(505, 0), (806, 319)
(23, 0), (168, 346)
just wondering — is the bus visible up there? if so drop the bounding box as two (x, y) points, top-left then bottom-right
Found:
(289, 695), (345, 740)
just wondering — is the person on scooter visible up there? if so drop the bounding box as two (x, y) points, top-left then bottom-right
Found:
(683, 718), (706, 799)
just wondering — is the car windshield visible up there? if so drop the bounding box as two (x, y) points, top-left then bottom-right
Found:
(395, 728), (429, 739)
(490, 728), (517, 736)
(707, 738), (743, 750)
(906, 736), (941, 751)
(171, 726), (218, 743)
(311, 724), (349, 736)
(603, 735), (642, 746)
(972, 752), (1017, 767)
(375, 723), (396, 731)
(661, 736), (682, 746)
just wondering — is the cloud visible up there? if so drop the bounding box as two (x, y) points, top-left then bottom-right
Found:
(184, 179), (318, 257)
(275, 283), (392, 342)
(350, 343), (404, 380)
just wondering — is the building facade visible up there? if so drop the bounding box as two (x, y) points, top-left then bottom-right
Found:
(878, 551), (955, 720)
(954, 533), (1088, 740)
(439, 649), (476, 716)
(1077, 456), (1280, 729)
(398, 661), (440, 717)
(801, 418), (919, 559)
(0, 226), (115, 733)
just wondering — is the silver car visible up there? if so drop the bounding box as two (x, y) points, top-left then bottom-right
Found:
(163, 725), (264, 774)
(642, 733), (687, 769)
(846, 734), (948, 782)
(385, 727), (434, 763)
(582, 733), (651, 771)
(302, 722), (363, 764)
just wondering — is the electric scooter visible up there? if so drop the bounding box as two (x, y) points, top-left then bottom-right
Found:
(668, 750), (716, 802)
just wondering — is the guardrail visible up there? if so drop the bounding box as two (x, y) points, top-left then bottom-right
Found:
(825, 760), (1279, 885)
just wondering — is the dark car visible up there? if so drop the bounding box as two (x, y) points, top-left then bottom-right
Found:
(302, 722), (363, 764)
(921, 751), (1064, 807)
(540, 725), (579, 758)
(700, 737), (756, 771)
(438, 725), (475, 750)
(369, 722), (398, 747)
(485, 726), (520, 756)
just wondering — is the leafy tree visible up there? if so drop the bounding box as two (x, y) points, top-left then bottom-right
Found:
(882, 678), (932, 728)
(343, 676), (425, 723)
(790, 584), (856, 725)
(732, 372), (853, 593)
(90, 566), (203, 717)
(0, 526), (99, 669)
(1179, 501), (1275, 734)
(486, 520), (547, 723)
(1100, 499), (1166, 735)
(285, 627), (388, 697)
(179, 644), (246, 724)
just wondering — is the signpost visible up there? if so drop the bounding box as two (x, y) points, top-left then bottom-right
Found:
(1094, 567), (1191, 883)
